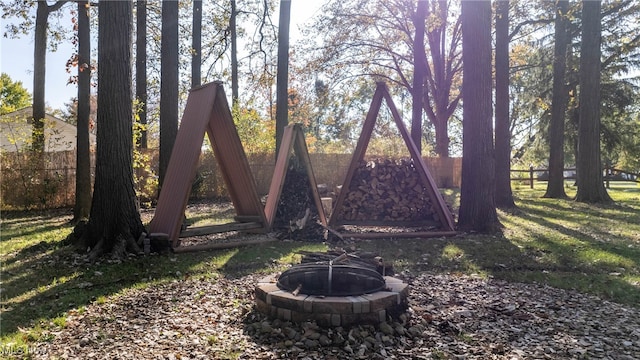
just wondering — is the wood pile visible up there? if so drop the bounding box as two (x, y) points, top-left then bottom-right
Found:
(339, 158), (440, 225)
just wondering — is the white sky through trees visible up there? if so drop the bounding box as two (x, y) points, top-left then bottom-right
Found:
(1, 0), (323, 111)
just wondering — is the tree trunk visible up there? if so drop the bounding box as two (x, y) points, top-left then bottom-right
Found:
(422, 0), (462, 158)
(433, 117), (450, 157)
(275, 0), (291, 159)
(192, 0), (202, 88)
(543, 0), (569, 199)
(32, 1), (48, 153)
(231, 0), (239, 104)
(159, 0), (179, 189)
(575, 0), (612, 203)
(32, 1), (68, 152)
(457, 0), (500, 233)
(73, 0), (92, 221)
(494, 0), (516, 209)
(136, 0), (148, 148)
(80, 0), (144, 259)
(411, 0), (428, 154)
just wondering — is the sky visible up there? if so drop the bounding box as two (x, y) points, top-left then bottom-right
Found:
(0, 1), (324, 111)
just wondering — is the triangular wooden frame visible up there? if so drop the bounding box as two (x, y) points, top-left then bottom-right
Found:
(264, 124), (328, 229)
(149, 82), (268, 248)
(328, 82), (456, 236)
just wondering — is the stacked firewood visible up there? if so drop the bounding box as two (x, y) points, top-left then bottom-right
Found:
(339, 158), (439, 223)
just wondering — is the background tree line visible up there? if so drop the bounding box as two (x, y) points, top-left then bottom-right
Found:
(1, 0), (639, 257)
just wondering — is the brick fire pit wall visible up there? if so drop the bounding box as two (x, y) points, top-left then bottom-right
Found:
(255, 275), (409, 327)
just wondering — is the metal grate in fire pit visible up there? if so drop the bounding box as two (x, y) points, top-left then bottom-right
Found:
(276, 261), (386, 297)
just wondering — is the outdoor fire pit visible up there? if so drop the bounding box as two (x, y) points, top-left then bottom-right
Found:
(255, 254), (408, 327)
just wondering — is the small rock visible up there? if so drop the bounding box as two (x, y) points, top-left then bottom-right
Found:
(456, 309), (473, 318)
(304, 339), (319, 349)
(379, 322), (394, 335)
(332, 331), (345, 345)
(285, 327), (298, 340)
(408, 326), (423, 338)
(319, 334), (332, 346)
(260, 321), (272, 333)
(79, 337), (90, 347)
(381, 335), (393, 346)
(394, 323), (406, 336)
(284, 340), (294, 347)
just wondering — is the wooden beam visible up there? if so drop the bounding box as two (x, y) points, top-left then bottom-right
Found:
(337, 231), (458, 239)
(172, 237), (278, 253)
(179, 222), (263, 238)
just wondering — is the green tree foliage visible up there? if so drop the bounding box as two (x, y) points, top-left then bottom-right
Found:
(232, 103), (275, 153)
(508, 0), (640, 173)
(0, 73), (32, 115)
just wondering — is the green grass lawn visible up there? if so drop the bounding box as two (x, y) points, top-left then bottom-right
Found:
(1, 181), (639, 350)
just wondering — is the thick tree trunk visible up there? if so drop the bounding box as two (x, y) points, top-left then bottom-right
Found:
(543, 0), (569, 199)
(81, 0), (144, 259)
(159, 0), (179, 189)
(136, 0), (148, 148)
(411, 0), (428, 154)
(457, 0), (500, 233)
(575, 0), (612, 203)
(192, 0), (202, 88)
(494, 0), (516, 209)
(275, 0), (291, 159)
(73, 0), (92, 221)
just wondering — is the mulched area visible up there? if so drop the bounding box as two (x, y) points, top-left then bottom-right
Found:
(31, 271), (640, 359)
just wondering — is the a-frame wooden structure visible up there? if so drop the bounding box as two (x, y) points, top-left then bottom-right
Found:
(148, 82), (268, 249)
(264, 124), (327, 228)
(328, 82), (456, 238)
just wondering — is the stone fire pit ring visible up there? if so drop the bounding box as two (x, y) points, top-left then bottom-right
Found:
(255, 274), (409, 327)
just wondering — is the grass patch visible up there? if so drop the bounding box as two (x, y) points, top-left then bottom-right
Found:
(1, 181), (639, 348)
(0, 207), (327, 347)
(356, 181), (640, 305)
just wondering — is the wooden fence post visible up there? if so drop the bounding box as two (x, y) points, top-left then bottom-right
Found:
(529, 165), (534, 189)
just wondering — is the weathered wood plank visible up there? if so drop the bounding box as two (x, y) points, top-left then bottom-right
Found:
(179, 222), (263, 238)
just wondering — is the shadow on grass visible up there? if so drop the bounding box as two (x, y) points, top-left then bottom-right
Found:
(0, 231), (326, 340)
(3, 190), (639, 342)
(183, 207), (237, 227)
(351, 193), (639, 307)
